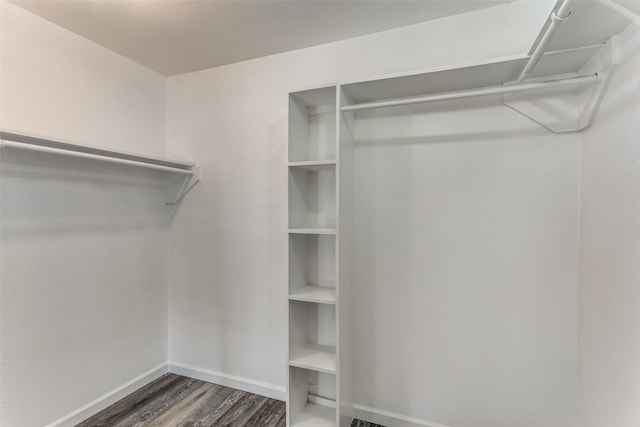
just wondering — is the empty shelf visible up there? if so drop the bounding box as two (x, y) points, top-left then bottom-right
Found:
(289, 160), (336, 172)
(289, 286), (336, 304)
(289, 228), (336, 235)
(290, 344), (336, 374)
(341, 46), (603, 105)
(291, 403), (336, 427)
(0, 130), (194, 173)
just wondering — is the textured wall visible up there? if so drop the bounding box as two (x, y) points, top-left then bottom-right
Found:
(579, 25), (640, 427)
(0, 2), (169, 426)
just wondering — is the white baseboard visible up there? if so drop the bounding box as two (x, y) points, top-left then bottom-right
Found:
(45, 363), (168, 427)
(168, 361), (286, 401)
(353, 404), (454, 427)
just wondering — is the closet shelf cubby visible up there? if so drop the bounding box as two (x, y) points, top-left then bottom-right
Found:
(289, 344), (337, 374)
(289, 160), (337, 171)
(288, 85), (340, 427)
(289, 286), (336, 305)
(291, 403), (336, 427)
(289, 229), (336, 235)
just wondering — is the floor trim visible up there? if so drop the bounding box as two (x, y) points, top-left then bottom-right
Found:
(168, 361), (286, 401)
(44, 363), (168, 427)
(353, 404), (454, 427)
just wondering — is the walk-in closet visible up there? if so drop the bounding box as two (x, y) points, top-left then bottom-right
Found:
(1, 1), (639, 427)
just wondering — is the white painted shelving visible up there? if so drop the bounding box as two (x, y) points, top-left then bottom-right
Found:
(289, 160), (337, 171)
(289, 286), (336, 305)
(287, 86), (340, 427)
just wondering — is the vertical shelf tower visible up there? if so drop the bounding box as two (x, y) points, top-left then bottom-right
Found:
(287, 86), (354, 426)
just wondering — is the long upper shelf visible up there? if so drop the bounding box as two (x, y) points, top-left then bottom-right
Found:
(341, 45), (601, 105)
(341, 0), (638, 118)
(0, 130), (200, 204)
(0, 130), (195, 174)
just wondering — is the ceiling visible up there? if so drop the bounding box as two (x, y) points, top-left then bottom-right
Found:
(10, 0), (516, 76)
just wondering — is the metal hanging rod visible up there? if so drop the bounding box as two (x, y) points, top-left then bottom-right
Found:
(340, 73), (598, 112)
(0, 131), (195, 175)
(517, 0), (578, 83)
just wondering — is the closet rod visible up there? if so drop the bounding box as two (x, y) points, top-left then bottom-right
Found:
(341, 73), (598, 112)
(0, 135), (194, 175)
(518, 0), (577, 83)
(0, 140), (195, 175)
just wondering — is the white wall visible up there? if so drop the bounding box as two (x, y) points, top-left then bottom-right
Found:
(352, 99), (579, 427)
(165, 2), (580, 426)
(0, 2), (169, 426)
(0, 1), (166, 155)
(579, 24), (640, 427)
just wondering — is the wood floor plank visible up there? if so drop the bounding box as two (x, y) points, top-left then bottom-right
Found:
(275, 410), (287, 427)
(145, 383), (232, 427)
(177, 389), (248, 426)
(110, 376), (207, 427)
(169, 384), (237, 427)
(350, 419), (386, 427)
(243, 398), (286, 426)
(76, 374), (191, 427)
(212, 392), (269, 426)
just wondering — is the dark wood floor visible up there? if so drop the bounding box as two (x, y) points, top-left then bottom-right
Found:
(76, 373), (385, 427)
(350, 420), (384, 427)
(76, 374), (285, 426)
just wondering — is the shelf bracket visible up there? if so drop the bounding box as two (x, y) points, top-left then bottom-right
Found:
(167, 165), (201, 205)
(503, 38), (619, 133)
(576, 36), (620, 131)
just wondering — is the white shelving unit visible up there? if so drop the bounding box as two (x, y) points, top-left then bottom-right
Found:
(287, 86), (341, 427)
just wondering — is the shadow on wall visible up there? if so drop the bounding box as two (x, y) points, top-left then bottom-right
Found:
(1, 147), (182, 238)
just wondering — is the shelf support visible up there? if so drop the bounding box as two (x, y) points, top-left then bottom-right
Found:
(503, 37), (619, 133)
(166, 165), (201, 205)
